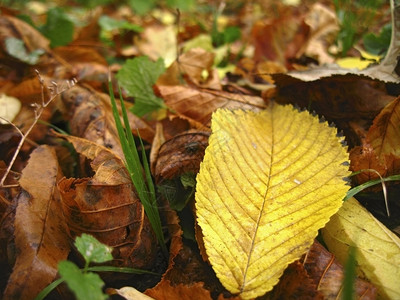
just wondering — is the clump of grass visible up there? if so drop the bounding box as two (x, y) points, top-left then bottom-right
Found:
(108, 78), (168, 256)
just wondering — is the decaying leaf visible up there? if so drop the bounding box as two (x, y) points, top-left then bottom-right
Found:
(303, 240), (377, 299)
(158, 85), (266, 126)
(145, 279), (212, 300)
(154, 130), (210, 182)
(266, 261), (324, 300)
(195, 104), (350, 299)
(273, 73), (395, 147)
(321, 197), (400, 300)
(3, 145), (70, 300)
(350, 96), (400, 184)
(57, 135), (157, 269)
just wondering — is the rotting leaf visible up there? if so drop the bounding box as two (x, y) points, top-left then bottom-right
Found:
(321, 197), (400, 300)
(3, 145), (70, 300)
(158, 85), (266, 126)
(57, 135), (158, 269)
(350, 96), (400, 184)
(154, 130), (210, 183)
(195, 104), (350, 299)
(302, 240), (377, 299)
(145, 279), (212, 300)
(266, 261), (324, 300)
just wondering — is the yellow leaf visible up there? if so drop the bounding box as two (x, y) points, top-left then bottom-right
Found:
(195, 104), (350, 299)
(336, 57), (372, 70)
(0, 93), (21, 124)
(321, 197), (400, 300)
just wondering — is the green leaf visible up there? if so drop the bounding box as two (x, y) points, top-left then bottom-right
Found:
(166, 0), (195, 11)
(127, 0), (157, 15)
(75, 0), (111, 8)
(75, 234), (113, 265)
(363, 24), (392, 56)
(58, 261), (107, 300)
(40, 7), (74, 48)
(98, 15), (143, 32)
(116, 56), (166, 117)
(5, 37), (44, 65)
(223, 26), (241, 44)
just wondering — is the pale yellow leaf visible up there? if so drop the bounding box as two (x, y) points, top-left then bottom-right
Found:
(0, 93), (21, 124)
(321, 197), (400, 300)
(109, 287), (155, 300)
(195, 103), (350, 299)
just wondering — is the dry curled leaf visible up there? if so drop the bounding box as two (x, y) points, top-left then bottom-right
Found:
(303, 240), (377, 299)
(350, 96), (400, 184)
(158, 85), (266, 126)
(145, 279), (212, 300)
(3, 145), (70, 300)
(154, 130), (210, 183)
(57, 135), (157, 269)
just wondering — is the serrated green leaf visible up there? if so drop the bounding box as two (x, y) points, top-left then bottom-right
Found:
(5, 37), (44, 65)
(58, 261), (107, 300)
(116, 56), (166, 117)
(40, 7), (74, 48)
(195, 104), (350, 299)
(75, 234), (113, 264)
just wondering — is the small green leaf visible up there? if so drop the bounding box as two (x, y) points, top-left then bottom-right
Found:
(223, 26), (241, 44)
(127, 0), (157, 15)
(58, 261), (107, 300)
(363, 24), (391, 56)
(75, 234), (113, 264)
(5, 37), (44, 65)
(98, 15), (143, 32)
(166, 0), (194, 11)
(116, 56), (166, 117)
(40, 7), (74, 48)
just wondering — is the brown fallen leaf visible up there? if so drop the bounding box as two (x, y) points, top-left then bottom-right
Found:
(350, 96), (400, 184)
(273, 73), (395, 147)
(159, 48), (221, 90)
(302, 240), (377, 299)
(57, 135), (158, 269)
(266, 261), (324, 300)
(60, 85), (157, 159)
(251, 5), (310, 68)
(0, 15), (50, 62)
(145, 279), (212, 300)
(3, 145), (70, 300)
(158, 85), (266, 126)
(154, 130), (210, 183)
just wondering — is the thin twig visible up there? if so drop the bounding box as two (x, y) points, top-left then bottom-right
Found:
(0, 70), (77, 187)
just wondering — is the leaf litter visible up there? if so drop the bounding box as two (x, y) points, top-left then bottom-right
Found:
(0, 0), (399, 299)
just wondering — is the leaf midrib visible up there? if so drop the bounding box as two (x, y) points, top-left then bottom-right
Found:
(240, 107), (275, 294)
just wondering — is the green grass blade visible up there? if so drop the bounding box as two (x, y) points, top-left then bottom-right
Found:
(345, 174), (400, 200)
(109, 80), (167, 256)
(34, 278), (64, 300)
(86, 266), (161, 276)
(342, 246), (357, 300)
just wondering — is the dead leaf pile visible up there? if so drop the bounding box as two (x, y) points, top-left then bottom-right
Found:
(0, 1), (399, 299)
